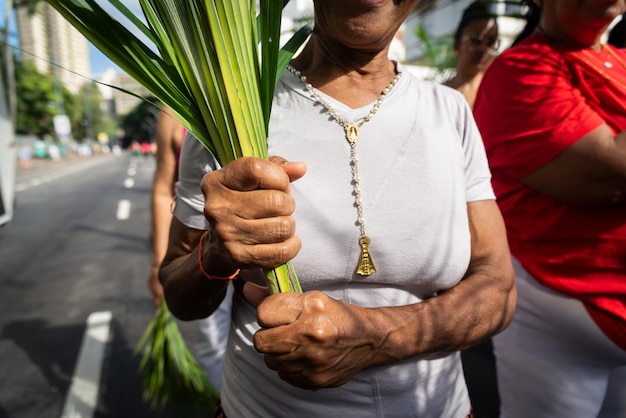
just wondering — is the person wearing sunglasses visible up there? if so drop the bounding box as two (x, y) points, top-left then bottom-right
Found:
(444, 1), (500, 109)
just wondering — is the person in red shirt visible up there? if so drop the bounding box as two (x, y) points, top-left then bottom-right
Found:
(474, 1), (626, 417)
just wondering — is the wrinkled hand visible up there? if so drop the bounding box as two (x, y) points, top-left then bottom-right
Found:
(201, 156), (306, 269)
(250, 289), (382, 390)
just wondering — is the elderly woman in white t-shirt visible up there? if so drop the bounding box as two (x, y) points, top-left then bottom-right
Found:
(160, 1), (516, 416)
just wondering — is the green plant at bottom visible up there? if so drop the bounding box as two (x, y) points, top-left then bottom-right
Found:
(134, 300), (219, 411)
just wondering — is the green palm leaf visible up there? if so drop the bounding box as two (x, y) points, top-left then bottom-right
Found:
(45, 0), (311, 408)
(46, 0), (309, 291)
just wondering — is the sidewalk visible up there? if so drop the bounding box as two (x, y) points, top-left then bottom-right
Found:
(16, 152), (115, 181)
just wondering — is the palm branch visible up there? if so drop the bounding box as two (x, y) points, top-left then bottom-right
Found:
(44, 0), (311, 408)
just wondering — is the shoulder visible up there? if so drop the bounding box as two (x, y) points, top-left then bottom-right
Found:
(399, 67), (468, 109)
(476, 35), (574, 115)
(485, 35), (569, 82)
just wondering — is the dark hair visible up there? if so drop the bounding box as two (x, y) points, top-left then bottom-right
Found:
(608, 13), (626, 48)
(454, 1), (498, 43)
(512, 0), (541, 46)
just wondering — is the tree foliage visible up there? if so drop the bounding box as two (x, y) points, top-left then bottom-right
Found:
(119, 97), (160, 148)
(414, 23), (455, 71)
(73, 82), (106, 141)
(13, 0), (45, 15)
(13, 59), (83, 139)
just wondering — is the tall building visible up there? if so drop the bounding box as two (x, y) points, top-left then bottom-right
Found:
(111, 72), (152, 116)
(16, 4), (91, 94)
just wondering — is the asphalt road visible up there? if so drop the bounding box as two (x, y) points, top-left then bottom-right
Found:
(0, 152), (207, 418)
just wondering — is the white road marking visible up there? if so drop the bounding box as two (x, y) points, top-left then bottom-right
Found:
(116, 200), (131, 220)
(124, 178), (135, 188)
(60, 311), (112, 418)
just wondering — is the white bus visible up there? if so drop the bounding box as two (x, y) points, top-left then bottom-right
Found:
(0, 66), (16, 227)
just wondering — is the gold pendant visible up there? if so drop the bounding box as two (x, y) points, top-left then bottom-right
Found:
(345, 124), (360, 144)
(356, 235), (376, 276)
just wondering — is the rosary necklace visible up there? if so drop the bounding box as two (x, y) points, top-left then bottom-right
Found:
(287, 64), (402, 276)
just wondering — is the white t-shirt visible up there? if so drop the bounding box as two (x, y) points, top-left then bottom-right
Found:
(175, 66), (494, 417)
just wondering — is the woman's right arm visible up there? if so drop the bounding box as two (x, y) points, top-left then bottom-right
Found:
(521, 125), (626, 207)
(159, 218), (235, 320)
(160, 156), (306, 321)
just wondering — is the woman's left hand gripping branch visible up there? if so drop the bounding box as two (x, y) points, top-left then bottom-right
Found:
(245, 285), (389, 391)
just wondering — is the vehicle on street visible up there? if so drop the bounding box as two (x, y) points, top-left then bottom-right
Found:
(0, 66), (16, 227)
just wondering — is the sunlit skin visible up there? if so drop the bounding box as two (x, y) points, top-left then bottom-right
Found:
(444, 18), (498, 109)
(290, 0), (419, 109)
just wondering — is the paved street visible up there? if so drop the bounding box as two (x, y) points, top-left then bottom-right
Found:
(0, 152), (208, 418)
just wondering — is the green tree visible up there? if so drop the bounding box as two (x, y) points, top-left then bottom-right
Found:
(73, 81), (105, 141)
(14, 59), (75, 138)
(119, 97), (160, 148)
(413, 23), (455, 80)
(2, 0), (46, 125)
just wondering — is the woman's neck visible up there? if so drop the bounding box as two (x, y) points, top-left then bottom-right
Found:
(291, 36), (398, 108)
(535, 24), (605, 51)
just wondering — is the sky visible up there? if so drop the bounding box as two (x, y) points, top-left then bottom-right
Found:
(88, 0), (314, 76)
(88, 1), (145, 76)
(0, 0), (145, 77)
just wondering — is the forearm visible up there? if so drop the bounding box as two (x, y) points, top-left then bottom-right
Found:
(160, 221), (237, 320)
(253, 258), (516, 390)
(522, 126), (626, 207)
(366, 266), (516, 366)
(360, 201), (516, 366)
(574, 128), (626, 205)
(151, 190), (175, 266)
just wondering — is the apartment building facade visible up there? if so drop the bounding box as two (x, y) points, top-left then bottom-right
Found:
(16, 4), (91, 94)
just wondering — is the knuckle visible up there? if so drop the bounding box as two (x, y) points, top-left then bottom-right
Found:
(262, 190), (294, 215)
(244, 157), (269, 178)
(272, 217), (295, 240)
(304, 291), (328, 311)
(276, 239), (299, 264)
(203, 200), (228, 221)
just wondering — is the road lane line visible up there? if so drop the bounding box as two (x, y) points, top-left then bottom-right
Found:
(116, 200), (131, 220)
(60, 311), (112, 418)
(124, 178), (135, 188)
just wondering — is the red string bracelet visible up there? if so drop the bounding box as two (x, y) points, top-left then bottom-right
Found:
(198, 231), (240, 280)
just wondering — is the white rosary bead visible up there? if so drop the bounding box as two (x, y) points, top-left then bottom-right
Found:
(286, 64), (402, 276)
